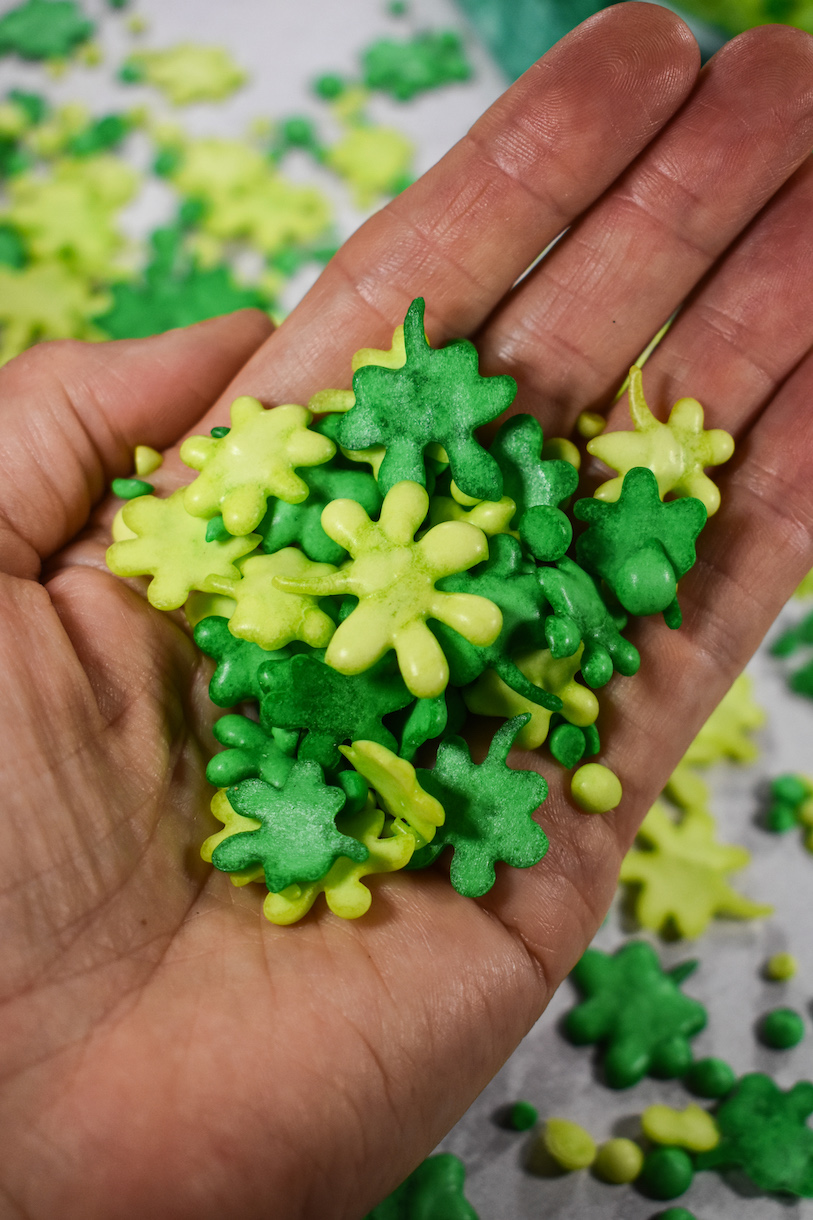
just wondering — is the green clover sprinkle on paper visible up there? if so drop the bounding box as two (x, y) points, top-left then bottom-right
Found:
(619, 801), (772, 939)
(696, 1073), (813, 1196)
(565, 941), (707, 1088)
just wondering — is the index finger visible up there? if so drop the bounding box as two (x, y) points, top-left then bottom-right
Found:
(199, 2), (699, 418)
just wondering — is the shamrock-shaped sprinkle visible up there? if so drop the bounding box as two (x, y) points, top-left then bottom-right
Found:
(538, 556), (640, 688)
(200, 788), (264, 886)
(433, 533), (561, 709)
(565, 941), (707, 1088)
(620, 801), (772, 939)
(696, 1073), (813, 1196)
(364, 1153), (479, 1220)
(588, 366), (734, 515)
(273, 481), (501, 699)
(194, 614), (295, 707)
(338, 297), (515, 499)
(105, 489), (258, 611)
(259, 653), (413, 771)
(574, 467), (707, 624)
(180, 398), (335, 535)
(206, 714), (298, 789)
(410, 716), (549, 897)
(257, 462), (382, 564)
(263, 799), (416, 925)
(211, 763), (366, 892)
(490, 413), (578, 526)
(206, 549), (337, 651)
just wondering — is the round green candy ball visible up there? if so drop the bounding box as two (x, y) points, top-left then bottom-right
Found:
(760, 1007), (805, 1049)
(771, 773), (810, 804)
(657, 1209), (696, 1220)
(508, 1100), (537, 1131)
(639, 1147), (694, 1200)
(313, 72), (345, 100)
(684, 1057), (736, 1099)
(765, 802), (799, 833)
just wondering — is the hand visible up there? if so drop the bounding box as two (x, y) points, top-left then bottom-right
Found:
(2, 6), (813, 1217)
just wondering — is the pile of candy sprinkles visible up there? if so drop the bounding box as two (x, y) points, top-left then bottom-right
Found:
(106, 295), (734, 926)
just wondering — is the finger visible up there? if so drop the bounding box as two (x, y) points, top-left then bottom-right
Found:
(594, 152), (813, 443)
(479, 24), (813, 432)
(484, 348), (813, 986)
(190, 3), (698, 417)
(0, 310), (273, 579)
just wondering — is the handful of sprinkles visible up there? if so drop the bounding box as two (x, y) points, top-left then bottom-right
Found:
(107, 297), (733, 925)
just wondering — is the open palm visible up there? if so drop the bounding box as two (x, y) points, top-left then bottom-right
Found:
(2, 6), (813, 1217)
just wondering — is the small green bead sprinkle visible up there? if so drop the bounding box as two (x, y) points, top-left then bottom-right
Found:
(771, 773), (811, 805)
(766, 802), (800, 833)
(111, 477), (153, 499)
(765, 952), (797, 981)
(313, 72), (345, 100)
(508, 1100), (537, 1131)
(210, 426), (230, 438)
(639, 1146), (694, 1200)
(153, 147), (181, 178)
(684, 1057), (736, 1099)
(760, 1007), (805, 1049)
(657, 1210), (696, 1220)
(118, 60), (144, 83)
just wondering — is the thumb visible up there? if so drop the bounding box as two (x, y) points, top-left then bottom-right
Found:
(0, 310), (273, 580)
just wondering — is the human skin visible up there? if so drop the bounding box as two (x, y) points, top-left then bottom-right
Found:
(1, 5), (813, 1217)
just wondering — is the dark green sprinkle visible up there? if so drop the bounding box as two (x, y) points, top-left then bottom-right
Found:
(205, 516), (231, 543)
(684, 1056), (736, 1099)
(313, 72), (345, 100)
(549, 723), (585, 769)
(111, 477), (153, 499)
(759, 1008), (805, 1049)
(639, 1147), (694, 1201)
(210, 426), (230, 438)
(508, 1100), (537, 1131)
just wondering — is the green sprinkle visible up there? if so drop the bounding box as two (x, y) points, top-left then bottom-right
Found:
(759, 1007), (805, 1049)
(205, 516), (231, 543)
(313, 72), (345, 101)
(684, 1057), (736, 1099)
(111, 477), (153, 500)
(639, 1147), (694, 1201)
(508, 1100), (537, 1131)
